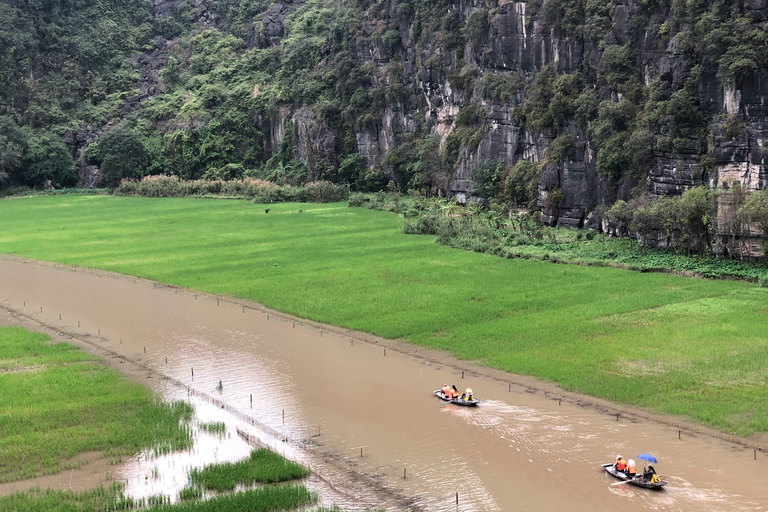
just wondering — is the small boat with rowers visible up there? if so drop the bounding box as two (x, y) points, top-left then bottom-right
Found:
(602, 456), (667, 489)
(434, 386), (481, 406)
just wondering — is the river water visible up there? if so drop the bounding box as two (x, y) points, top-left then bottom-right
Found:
(0, 256), (766, 511)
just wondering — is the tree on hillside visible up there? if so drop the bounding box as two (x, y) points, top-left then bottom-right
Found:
(470, 160), (504, 201)
(504, 160), (540, 208)
(337, 153), (367, 190)
(91, 127), (149, 187)
(653, 195), (683, 253)
(606, 199), (632, 237)
(630, 196), (656, 255)
(679, 186), (716, 256)
(740, 189), (768, 258)
(0, 117), (27, 185)
(21, 131), (76, 188)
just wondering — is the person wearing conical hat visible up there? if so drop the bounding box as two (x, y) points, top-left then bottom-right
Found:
(627, 459), (637, 477)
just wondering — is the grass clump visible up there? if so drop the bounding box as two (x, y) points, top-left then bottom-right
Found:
(198, 421), (226, 435)
(0, 326), (193, 482)
(178, 486), (203, 501)
(190, 449), (309, 491)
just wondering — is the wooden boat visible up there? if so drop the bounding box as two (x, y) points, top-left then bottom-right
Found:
(433, 390), (481, 406)
(601, 463), (667, 489)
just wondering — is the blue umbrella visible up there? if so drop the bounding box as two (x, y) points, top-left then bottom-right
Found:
(637, 453), (658, 464)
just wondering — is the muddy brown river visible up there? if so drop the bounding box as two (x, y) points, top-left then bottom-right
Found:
(1, 256), (767, 511)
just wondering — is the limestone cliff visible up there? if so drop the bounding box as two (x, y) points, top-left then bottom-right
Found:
(85, 0), (768, 245)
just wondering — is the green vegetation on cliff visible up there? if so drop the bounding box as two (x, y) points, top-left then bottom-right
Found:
(0, 0), (154, 187)
(1, 195), (767, 435)
(3, 0), (767, 214)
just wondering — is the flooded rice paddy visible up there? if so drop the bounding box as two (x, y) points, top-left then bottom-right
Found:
(1, 256), (767, 511)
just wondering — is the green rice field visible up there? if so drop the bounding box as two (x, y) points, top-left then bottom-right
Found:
(1, 195), (767, 435)
(190, 449), (309, 491)
(0, 326), (193, 482)
(0, 483), (317, 512)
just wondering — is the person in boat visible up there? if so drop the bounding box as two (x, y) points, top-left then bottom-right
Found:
(461, 388), (474, 401)
(451, 385), (460, 398)
(643, 465), (659, 483)
(441, 384), (452, 398)
(627, 459), (638, 478)
(614, 455), (626, 472)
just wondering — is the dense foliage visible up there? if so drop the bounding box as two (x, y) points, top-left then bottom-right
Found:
(0, 0), (153, 186)
(190, 449), (309, 491)
(603, 186), (768, 259)
(369, 192), (768, 279)
(116, 175), (349, 202)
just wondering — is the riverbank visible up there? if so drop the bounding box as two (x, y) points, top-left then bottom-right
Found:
(1, 195), (767, 436)
(0, 307), (389, 511)
(2, 257), (767, 511)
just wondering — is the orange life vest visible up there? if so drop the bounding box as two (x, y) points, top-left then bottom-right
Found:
(617, 459), (626, 471)
(628, 465), (637, 475)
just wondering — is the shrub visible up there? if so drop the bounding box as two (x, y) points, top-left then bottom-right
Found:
(505, 160), (540, 207)
(441, 10), (464, 50)
(302, 181), (349, 203)
(759, 272), (768, 288)
(470, 161), (504, 199)
(348, 192), (370, 207)
(462, 9), (488, 45)
(455, 104), (484, 127)
(21, 131), (78, 188)
(116, 176), (347, 203)
(401, 214), (439, 235)
(94, 126), (149, 187)
(337, 154), (367, 190)
(0, 185), (34, 197)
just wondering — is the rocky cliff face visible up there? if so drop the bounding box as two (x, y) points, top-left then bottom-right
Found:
(255, 0), (762, 218)
(114, 0), (768, 234)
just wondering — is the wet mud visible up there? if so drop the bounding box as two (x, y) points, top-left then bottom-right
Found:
(1, 256), (767, 511)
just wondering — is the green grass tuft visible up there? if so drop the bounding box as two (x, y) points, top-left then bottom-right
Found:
(198, 421), (226, 435)
(178, 486), (203, 501)
(190, 449), (309, 491)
